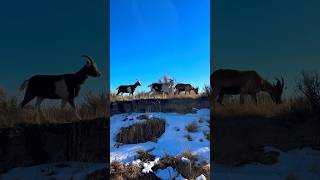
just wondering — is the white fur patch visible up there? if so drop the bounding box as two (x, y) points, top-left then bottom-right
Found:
(127, 87), (132, 93)
(55, 79), (69, 99)
(161, 84), (169, 93)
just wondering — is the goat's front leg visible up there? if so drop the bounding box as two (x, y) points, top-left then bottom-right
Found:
(240, 93), (245, 105)
(60, 99), (67, 109)
(68, 98), (81, 120)
(35, 97), (44, 113)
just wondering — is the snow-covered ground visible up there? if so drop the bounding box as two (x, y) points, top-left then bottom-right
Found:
(213, 147), (320, 180)
(0, 162), (105, 180)
(110, 108), (210, 163)
(110, 108), (210, 178)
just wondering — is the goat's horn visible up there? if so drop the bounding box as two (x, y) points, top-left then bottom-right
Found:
(82, 55), (94, 64)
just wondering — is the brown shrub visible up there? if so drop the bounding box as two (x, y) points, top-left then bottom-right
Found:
(116, 118), (166, 144)
(137, 148), (155, 162)
(185, 122), (199, 132)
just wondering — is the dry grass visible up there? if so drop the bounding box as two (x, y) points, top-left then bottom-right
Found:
(136, 149), (156, 162)
(110, 91), (205, 103)
(185, 122), (199, 132)
(116, 117), (166, 144)
(0, 89), (108, 128)
(110, 161), (142, 180)
(213, 93), (291, 119)
(110, 150), (210, 179)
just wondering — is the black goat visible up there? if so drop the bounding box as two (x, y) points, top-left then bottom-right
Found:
(19, 55), (101, 119)
(148, 79), (174, 95)
(174, 83), (199, 95)
(116, 80), (141, 95)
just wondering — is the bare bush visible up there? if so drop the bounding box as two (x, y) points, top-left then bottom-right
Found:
(185, 122), (199, 132)
(202, 84), (211, 97)
(296, 71), (320, 112)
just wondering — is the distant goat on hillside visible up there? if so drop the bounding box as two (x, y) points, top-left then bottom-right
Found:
(116, 80), (141, 96)
(174, 83), (199, 95)
(148, 78), (174, 96)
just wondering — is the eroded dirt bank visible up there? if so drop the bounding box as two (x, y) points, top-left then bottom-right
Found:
(0, 118), (108, 173)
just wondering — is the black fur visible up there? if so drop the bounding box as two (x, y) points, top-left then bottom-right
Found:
(116, 81), (141, 95)
(20, 55), (100, 109)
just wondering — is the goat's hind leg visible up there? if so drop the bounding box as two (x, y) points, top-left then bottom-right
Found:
(20, 91), (36, 109)
(68, 98), (81, 120)
(60, 99), (67, 110)
(217, 93), (225, 105)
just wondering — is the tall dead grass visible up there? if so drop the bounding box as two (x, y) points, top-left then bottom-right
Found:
(213, 93), (291, 119)
(110, 91), (203, 102)
(0, 89), (108, 128)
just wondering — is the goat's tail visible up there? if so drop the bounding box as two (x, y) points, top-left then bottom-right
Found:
(20, 80), (29, 91)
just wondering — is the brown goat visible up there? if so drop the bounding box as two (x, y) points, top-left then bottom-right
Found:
(211, 69), (284, 105)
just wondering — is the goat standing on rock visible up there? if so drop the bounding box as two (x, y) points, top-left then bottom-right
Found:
(19, 55), (101, 119)
(116, 80), (141, 96)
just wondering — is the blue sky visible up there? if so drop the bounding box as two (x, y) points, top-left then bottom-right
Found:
(110, 0), (210, 92)
(0, 0), (107, 97)
(213, 0), (320, 95)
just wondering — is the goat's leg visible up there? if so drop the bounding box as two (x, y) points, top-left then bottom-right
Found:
(217, 93), (224, 105)
(35, 97), (44, 113)
(60, 99), (67, 109)
(250, 94), (258, 105)
(68, 98), (81, 120)
(240, 94), (245, 105)
(20, 92), (36, 109)
(212, 87), (222, 105)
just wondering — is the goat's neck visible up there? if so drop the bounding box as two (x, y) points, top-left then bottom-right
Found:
(261, 79), (275, 94)
(132, 83), (139, 89)
(75, 66), (89, 85)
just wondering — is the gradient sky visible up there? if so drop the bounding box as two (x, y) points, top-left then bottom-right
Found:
(110, 0), (210, 92)
(0, 0), (107, 98)
(213, 0), (320, 95)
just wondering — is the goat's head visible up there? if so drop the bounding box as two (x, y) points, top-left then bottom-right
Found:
(271, 77), (284, 104)
(82, 55), (101, 77)
(194, 87), (199, 94)
(135, 80), (142, 86)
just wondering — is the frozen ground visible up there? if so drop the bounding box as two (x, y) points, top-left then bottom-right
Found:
(213, 147), (320, 180)
(110, 108), (210, 163)
(110, 108), (210, 179)
(0, 162), (105, 180)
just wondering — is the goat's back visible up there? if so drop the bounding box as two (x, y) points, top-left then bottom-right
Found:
(26, 74), (75, 99)
(212, 69), (262, 89)
(175, 83), (192, 90)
